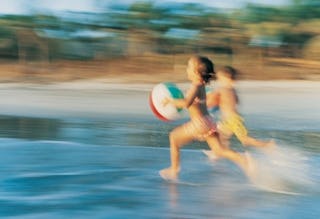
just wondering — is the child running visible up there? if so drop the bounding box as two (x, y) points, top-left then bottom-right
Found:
(206, 65), (274, 155)
(159, 56), (253, 181)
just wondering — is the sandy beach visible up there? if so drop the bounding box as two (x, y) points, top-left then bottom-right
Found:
(1, 79), (319, 122)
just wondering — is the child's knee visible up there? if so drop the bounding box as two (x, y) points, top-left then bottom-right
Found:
(169, 131), (180, 146)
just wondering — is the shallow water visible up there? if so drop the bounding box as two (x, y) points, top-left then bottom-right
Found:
(0, 82), (319, 218)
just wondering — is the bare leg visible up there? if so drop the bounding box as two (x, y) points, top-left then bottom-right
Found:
(206, 135), (254, 177)
(159, 125), (194, 181)
(203, 131), (230, 161)
(240, 136), (275, 148)
(219, 132), (231, 149)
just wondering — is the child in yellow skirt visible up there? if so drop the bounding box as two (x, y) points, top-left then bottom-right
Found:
(206, 66), (274, 157)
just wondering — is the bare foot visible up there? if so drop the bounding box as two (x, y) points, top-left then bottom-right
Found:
(202, 150), (219, 161)
(159, 167), (179, 181)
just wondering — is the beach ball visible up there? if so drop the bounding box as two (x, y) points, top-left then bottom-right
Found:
(149, 82), (184, 122)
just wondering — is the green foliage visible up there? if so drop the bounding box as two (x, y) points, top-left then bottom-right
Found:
(289, 0), (320, 20)
(0, 1), (318, 60)
(241, 4), (283, 23)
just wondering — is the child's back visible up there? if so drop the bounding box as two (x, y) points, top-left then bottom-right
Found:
(216, 86), (239, 120)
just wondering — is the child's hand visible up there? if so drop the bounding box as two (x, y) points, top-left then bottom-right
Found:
(162, 97), (172, 106)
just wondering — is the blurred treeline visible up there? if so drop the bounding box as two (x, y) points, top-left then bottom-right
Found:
(0, 0), (319, 80)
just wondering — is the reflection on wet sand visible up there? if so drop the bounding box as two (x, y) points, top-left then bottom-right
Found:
(0, 116), (61, 140)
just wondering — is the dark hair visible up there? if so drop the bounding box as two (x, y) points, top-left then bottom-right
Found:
(192, 56), (215, 83)
(219, 65), (238, 80)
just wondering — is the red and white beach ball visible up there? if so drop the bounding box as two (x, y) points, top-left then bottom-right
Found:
(149, 82), (184, 122)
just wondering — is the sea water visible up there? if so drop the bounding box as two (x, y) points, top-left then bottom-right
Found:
(0, 81), (319, 218)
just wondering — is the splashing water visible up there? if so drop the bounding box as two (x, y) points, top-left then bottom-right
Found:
(249, 142), (315, 195)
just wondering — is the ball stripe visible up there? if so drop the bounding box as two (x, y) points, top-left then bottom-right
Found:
(149, 91), (170, 122)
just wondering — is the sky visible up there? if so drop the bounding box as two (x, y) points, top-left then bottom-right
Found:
(0, 0), (290, 15)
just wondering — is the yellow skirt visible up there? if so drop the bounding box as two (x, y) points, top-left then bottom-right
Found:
(218, 114), (248, 139)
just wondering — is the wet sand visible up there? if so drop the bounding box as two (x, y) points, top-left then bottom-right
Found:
(0, 79), (319, 218)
